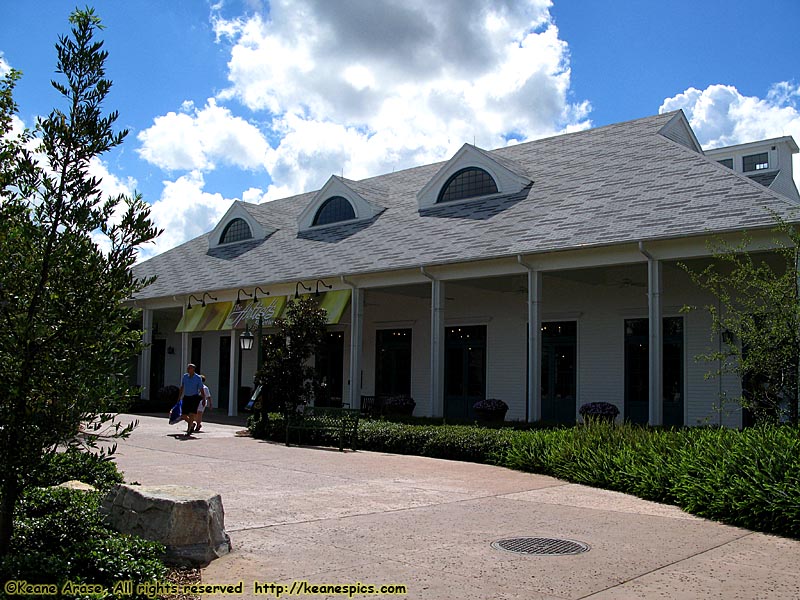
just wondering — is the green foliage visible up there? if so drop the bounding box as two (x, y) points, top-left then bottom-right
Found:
(255, 296), (328, 416)
(249, 415), (800, 538)
(0, 487), (166, 598)
(0, 8), (159, 553)
(679, 216), (800, 424)
(28, 448), (124, 492)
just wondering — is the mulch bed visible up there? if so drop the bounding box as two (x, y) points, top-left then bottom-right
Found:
(160, 567), (201, 600)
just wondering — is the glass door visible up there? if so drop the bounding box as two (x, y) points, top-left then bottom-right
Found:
(541, 322), (577, 424)
(375, 329), (412, 397)
(444, 325), (487, 420)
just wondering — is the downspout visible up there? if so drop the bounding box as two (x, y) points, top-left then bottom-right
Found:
(340, 275), (362, 409)
(518, 255), (541, 423)
(421, 267), (444, 419)
(639, 241), (663, 426)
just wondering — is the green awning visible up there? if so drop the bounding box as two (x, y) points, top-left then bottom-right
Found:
(318, 289), (351, 324)
(175, 301), (233, 333)
(223, 296), (287, 330)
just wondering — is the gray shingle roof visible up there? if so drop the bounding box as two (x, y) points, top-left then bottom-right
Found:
(133, 111), (800, 300)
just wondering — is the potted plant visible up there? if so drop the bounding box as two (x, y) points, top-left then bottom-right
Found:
(579, 402), (619, 424)
(473, 398), (508, 423)
(383, 395), (416, 417)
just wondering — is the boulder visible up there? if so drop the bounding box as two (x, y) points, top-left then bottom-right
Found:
(57, 480), (97, 492)
(101, 484), (232, 567)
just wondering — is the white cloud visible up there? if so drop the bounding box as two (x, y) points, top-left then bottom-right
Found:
(137, 98), (270, 172)
(211, 0), (590, 196)
(661, 81), (800, 191)
(138, 170), (233, 261)
(0, 54), (10, 77)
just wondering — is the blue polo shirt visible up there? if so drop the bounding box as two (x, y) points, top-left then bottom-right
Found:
(181, 373), (204, 396)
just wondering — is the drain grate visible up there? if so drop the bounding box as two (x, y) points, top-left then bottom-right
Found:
(491, 537), (590, 556)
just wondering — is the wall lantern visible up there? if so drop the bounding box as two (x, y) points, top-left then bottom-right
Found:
(294, 281), (311, 299)
(315, 279), (332, 296)
(240, 325), (255, 351)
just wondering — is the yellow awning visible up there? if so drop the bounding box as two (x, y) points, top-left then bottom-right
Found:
(318, 289), (351, 324)
(175, 301), (233, 333)
(223, 296), (287, 330)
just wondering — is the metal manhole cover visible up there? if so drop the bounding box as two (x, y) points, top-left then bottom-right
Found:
(491, 537), (590, 556)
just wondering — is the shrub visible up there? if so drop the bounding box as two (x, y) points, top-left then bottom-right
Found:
(383, 396), (416, 415)
(29, 448), (124, 492)
(578, 402), (620, 421)
(0, 487), (166, 598)
(473, 398), (508, 412)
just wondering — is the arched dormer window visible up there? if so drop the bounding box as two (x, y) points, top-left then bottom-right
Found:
(220, 218), (253, 244)
(313, 196), (356, 226)
(437, 167), (498, 203)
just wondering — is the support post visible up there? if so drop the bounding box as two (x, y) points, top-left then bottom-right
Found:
(527, 270), (542, 422)
(140, 308), (153, 400)
(430, 279), (445, 418)
(349, 287), (364, 409)
(647, 258), (663, 426)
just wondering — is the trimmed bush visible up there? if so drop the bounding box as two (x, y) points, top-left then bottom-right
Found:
(29, 447), (125, 492)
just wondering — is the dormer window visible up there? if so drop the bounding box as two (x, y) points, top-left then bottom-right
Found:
(220, 218), (253, 244)
(437, 167), (498, 203)
(313, 196), (356, 226)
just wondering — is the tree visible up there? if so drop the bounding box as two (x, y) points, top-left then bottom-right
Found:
(681, 216), (800, 426)
(0, 9), (159, 554)
(255, 296), (328, 418)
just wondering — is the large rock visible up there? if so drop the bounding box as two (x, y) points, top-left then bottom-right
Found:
(101, 484), (232, 567)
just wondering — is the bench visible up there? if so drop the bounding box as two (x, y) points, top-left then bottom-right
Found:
(285, 406), (359, 452)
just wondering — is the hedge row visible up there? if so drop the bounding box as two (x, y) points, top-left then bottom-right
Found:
(249, 415), (800, 538)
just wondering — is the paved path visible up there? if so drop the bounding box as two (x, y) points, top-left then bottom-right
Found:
(113, 415), (800, 599)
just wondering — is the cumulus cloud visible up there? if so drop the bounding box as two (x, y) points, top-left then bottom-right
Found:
(139, 170), (234, 261)
(210, 0), (589, 196)
(661, 82), (800, 149)
(137, 98), (270, 171)
(661, 81), (800, 190)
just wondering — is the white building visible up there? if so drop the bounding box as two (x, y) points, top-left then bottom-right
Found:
(132, 111), (800, 427)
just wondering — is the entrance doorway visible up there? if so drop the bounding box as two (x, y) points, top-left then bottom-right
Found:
(218, 336), (231, 411)
(444, 325), (487, 420)
(149, 338), (166, 401)
(624, 317), (684, 426)
(375, 329), (412, 397)
(541, 321), (577, 424)
(315, 331), (345, 407)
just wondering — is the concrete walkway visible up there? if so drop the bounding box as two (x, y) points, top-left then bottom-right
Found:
(113, 415), (800, 599)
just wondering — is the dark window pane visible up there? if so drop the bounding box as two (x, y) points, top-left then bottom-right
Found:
(313, 196), (356, 226)
(220, 218), (252, 244)
(743, 152), (769, 172)
(437, 167), (498, 203)
(717, 158), (733, 169)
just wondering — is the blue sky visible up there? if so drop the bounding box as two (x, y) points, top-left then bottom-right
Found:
(2, 0), (799, 259)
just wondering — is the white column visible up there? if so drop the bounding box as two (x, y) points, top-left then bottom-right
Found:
(527, 270), (542, 422)
(648, 258), (663, 426)
(229, 328), (239, 417)
(349, 288), (364, 409)
(430, 279), (445, 418)
(140, 308), (153, 400)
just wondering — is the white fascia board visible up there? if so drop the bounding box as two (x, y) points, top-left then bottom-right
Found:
(416, 143), (532, 210)
(297, 175), (382, 230)
(208, 201), (275, 248)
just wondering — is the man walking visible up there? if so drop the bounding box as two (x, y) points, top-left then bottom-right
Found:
(178, 363), (205, 436)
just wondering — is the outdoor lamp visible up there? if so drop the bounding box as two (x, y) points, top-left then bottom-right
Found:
(295, 281), (311, 298)
(236, 288), (253, 307)
(315, 279), (332, 296)
(186, 294), (202, 310)
(240, 325), (255, 351)
(201, 292), (218, 306)
(253, 287), (270, 303)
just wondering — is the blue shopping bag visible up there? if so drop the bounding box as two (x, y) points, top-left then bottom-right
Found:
(168, 400), (183, 425)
